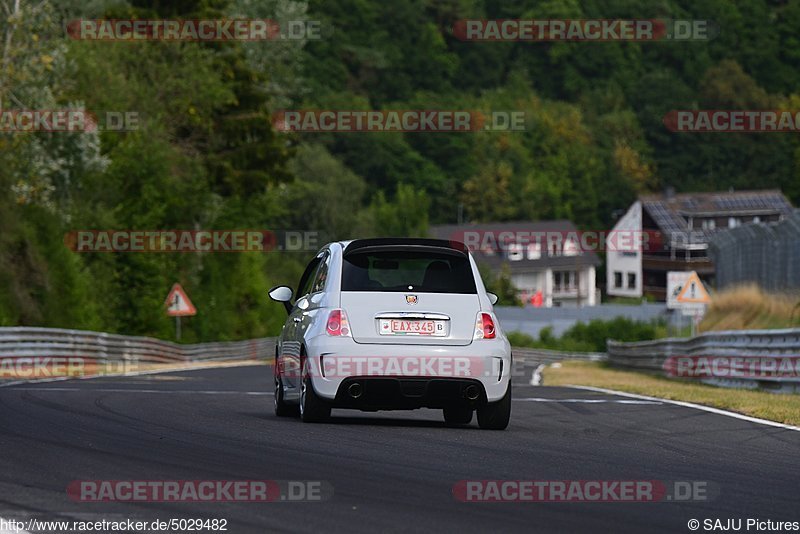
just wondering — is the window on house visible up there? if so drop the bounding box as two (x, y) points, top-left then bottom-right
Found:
(507, 242), (523, 261)
(701, 219), (716, 230)
(753, 216), (761, 224)
(527, 242), (541, 260)
(614, 271), (623, 288)
(548, 238), (560, 257)
(563, 236), (579, 256)
(728, 217), (739, 228)
(555, 271), (577, 291)
(627, 272), (636, 289)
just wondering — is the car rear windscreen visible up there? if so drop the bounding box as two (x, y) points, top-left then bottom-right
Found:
(342, 250), (477, 293)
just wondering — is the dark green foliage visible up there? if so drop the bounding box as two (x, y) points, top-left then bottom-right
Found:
(2, 0), (799, 340)
(479, 263), (522, 307)
(508, 318), (664, 352)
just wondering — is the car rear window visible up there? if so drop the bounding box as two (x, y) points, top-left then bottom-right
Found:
(342, 250), (477, 293)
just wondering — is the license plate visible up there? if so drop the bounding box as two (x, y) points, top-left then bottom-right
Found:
(379, 319), (446, 336)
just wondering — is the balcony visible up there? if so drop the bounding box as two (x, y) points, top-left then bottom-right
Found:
(641, 255), (714, 274)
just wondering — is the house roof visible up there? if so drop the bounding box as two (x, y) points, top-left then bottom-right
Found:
(429, 220), (601, 273)
(640, 189), (794, 241)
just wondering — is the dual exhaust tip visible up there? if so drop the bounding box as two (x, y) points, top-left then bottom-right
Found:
(347, 382), (479, 400)
(348, 382), (363, 399)
(464, 384), (480, 401)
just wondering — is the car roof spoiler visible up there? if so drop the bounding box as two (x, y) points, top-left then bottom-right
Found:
(343, 238), (469, 258)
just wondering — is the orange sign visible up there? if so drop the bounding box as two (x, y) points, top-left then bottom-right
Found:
(675, 272), (711, 304)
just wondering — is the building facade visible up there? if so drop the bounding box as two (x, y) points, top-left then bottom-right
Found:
(431, 221), (600, 307)
(607, 190), (794, 300)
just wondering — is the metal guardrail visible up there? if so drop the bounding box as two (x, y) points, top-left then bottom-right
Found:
(12, 325), (795, 392)
(608, 328), (800, 392)
(0, 327), (606, 384)
(513, 347), (606, 366)
(512, 348), (606, 385)
(0, 327), (276, 365)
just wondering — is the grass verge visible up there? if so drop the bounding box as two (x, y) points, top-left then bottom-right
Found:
(701, 284), (800, 331)
(544, 361), (800, 426)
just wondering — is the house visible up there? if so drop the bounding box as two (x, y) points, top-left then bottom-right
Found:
(430, 221), (601, 307)
(607, 189), (794, 300)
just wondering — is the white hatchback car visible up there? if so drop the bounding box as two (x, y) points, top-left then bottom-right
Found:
(269, 238), (512, 430)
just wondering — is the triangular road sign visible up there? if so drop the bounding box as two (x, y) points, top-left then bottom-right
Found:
(675, 272), (711, 304)
(165, 283), (197, 316)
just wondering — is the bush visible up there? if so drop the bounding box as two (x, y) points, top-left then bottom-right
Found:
(506, 331), (537, 347)
(507, 317), (663, 352)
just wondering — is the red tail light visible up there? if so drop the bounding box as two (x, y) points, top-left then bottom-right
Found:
(474, 312), (496, 340)
(326, 309), (351, 337)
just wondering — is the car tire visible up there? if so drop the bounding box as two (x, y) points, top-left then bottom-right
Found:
(274, 376), (298, 417)
(300, 362), (331, 423)
(477, 385), (511, 430)
(443, 406), (473, 426)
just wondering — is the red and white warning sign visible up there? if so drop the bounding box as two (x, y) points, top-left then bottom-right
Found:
(164, 283), (197, 317)
(675, 272), (711, 305)
(667, 271), (712, 309)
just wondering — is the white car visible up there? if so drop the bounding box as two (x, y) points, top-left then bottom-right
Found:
(269, 238), (512, 430)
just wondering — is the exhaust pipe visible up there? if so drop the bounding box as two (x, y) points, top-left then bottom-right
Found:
(464, 384), (480, 401)
(348, 382), (363, 399)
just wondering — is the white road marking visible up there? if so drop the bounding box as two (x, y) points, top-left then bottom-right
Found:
(530, 364), (545, 386)
(514, 397), (661, 405)
(569, 385), (800, 433)
(4, 387), (272, 395)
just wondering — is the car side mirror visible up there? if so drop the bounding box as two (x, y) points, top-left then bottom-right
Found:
(487, 292), (499, 305)
(269, 285), (293, 314)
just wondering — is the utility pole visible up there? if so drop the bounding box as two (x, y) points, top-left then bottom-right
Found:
(174, 295), (181, 341)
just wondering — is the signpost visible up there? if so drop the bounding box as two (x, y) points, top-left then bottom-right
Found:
(667, 271), (711, 336)
(164, 283), (196, 341)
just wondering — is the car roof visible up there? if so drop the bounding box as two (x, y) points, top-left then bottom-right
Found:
(339, 238), (469, 256)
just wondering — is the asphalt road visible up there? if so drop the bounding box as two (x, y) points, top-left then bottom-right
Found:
(1, 365), (798, 533)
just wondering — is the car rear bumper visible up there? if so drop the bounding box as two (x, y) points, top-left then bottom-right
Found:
(333, 377), (487, 410)
(304, 335), (512, 403)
